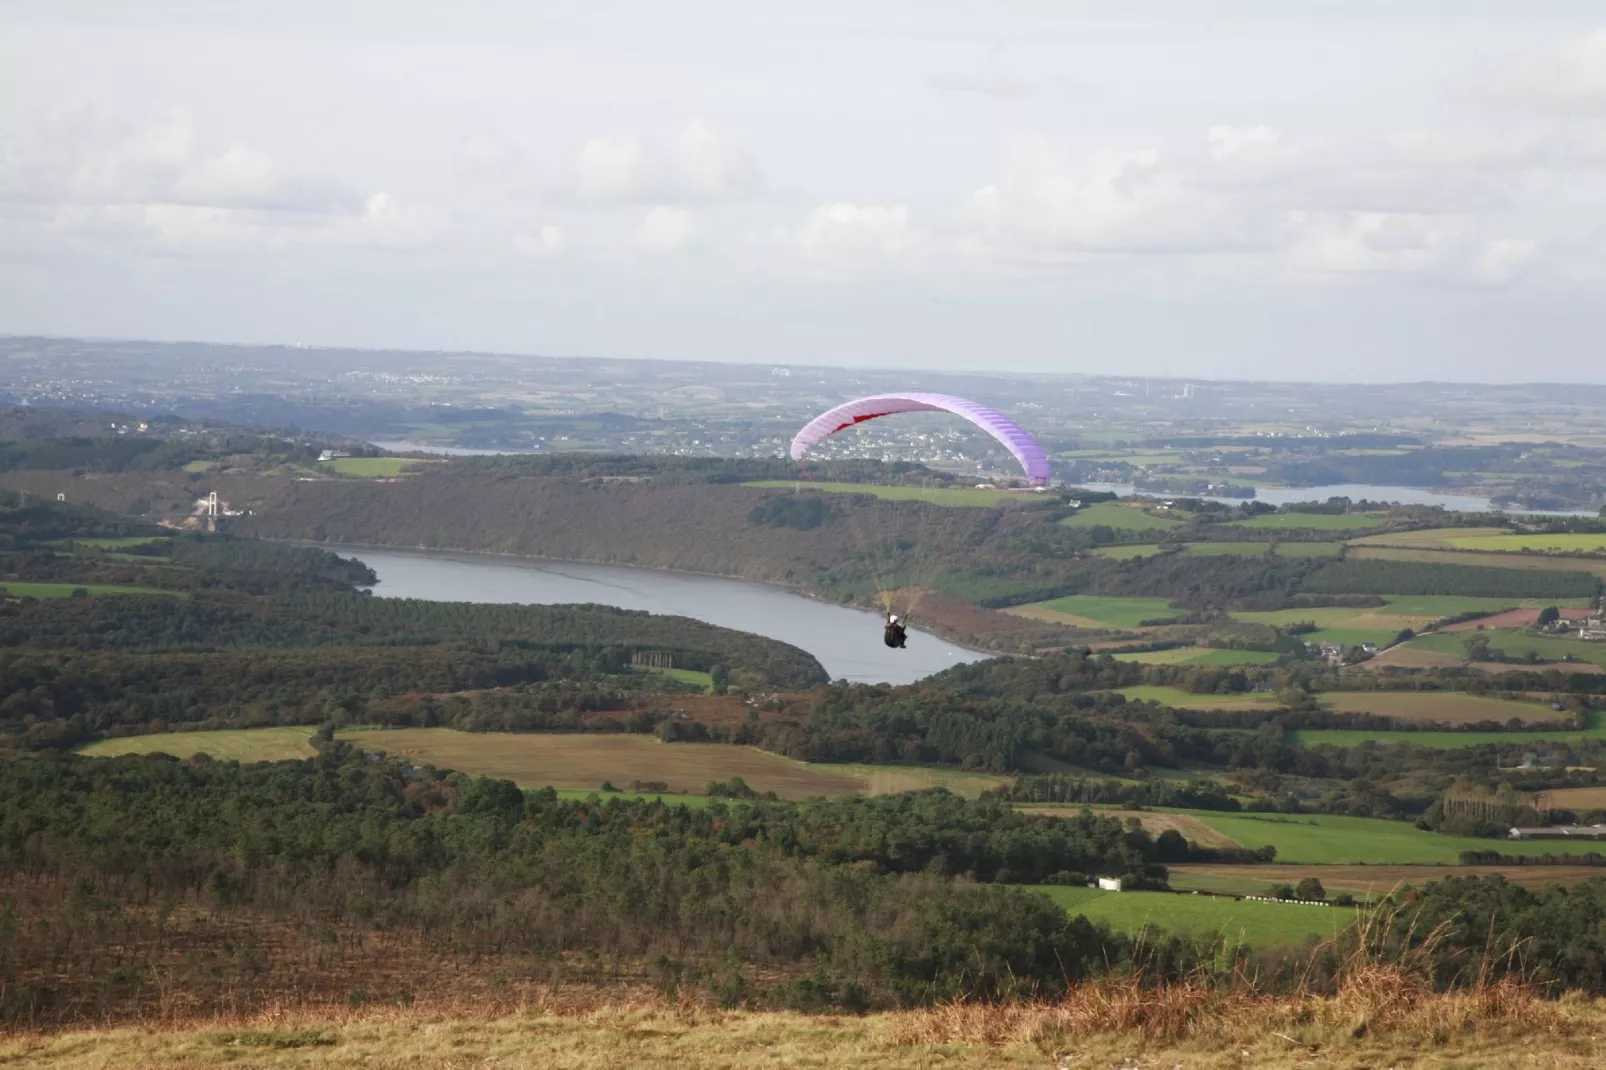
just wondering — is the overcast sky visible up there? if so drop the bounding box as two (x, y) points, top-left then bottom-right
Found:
(3, 1), (1605, 383)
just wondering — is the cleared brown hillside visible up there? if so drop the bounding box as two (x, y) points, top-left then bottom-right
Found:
(9, 985), (1606, 1070)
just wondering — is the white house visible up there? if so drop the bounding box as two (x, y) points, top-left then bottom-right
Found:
(1096, 877), (1124, 892)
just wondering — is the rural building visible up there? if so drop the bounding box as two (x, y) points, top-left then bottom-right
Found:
(1096, 877), (1124, 892)
(1508, 825), (1606, 841)
(1579, 618), (1606, 641)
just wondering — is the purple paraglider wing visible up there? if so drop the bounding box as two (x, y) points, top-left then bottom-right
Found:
(789, 393), (1051, 485)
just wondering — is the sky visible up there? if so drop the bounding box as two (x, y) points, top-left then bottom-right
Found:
(2, 1), (1605, 383)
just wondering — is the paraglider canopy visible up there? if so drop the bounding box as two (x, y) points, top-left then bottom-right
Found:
(789, 392), (1050, 485)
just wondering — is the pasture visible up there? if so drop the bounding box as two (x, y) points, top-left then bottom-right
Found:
(1020, 595), (1182, 628)
(1289, 724), (1606, 749)
(1447, 533), (1606, 554)
(320, 457), (435, 478)
(1112, 647), (1282, 666)
(1349, 527), (1508, 549)
(1182, 541), (1345, 558)
(0, 582), (177, 598)
(62, 535), (170, 550)
(742, 480), (1024, 506)
(1059, 502), (1180, 531)
(1116, 686), (1279, 710)
(1319, 690), (1562, 724)
(646, 666), (714, 691)
(1224, 512), (1385, 532)
(79, 727), (319, 763)
(1186, 810), (1606, 864)
(1031, 886), (1358, 947)
(1090, 543), (1164, 560)
(340, 728), (867, 799)
(1407, 629), (1606, 670)
(1347, 544), (1606, 578)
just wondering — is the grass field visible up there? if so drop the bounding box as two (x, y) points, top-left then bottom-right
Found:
(79, 727), (319, 762)
(1059, 502), (1180, 531)
(1407, 629), (1606, 670)
(62, 535), (170, 549)
(1089, 543), (1165, 560)
(1348, 527), (1509, 549)
(1020, 594), (1182, 628)
(0, 581), (177, 598)
(320, 457), (434, 478)
(1231, 596), (1572, 649)
(1290, 723), (1606, 748)
(1168, 863), (1606, 897)
(1347, 544), (1606, 578)
(1320, 690), (1562, 724)
(1225, 512), (1385, 532)
(1032, 886), (1358, 947)
(817, 763), (1011, 798)
(1117, 686), (1279, 709)
(742, 480), (1025, 506)
(1186, 810), (1606, 863)
(645, 667), (713, 691)
(1112, 647), (1282, 666)
(1447, 533), (1606, 554)
(1183, 542), (1345, 558)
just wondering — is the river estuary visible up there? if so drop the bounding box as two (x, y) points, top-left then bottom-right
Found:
(336, 545), (980, 685)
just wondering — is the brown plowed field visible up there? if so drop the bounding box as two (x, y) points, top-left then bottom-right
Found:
(1020, 808), (1238, 849)
(1543, 786), (1606, 810)
(1363, 646), (1466, 670)
(342, 728), (867, 799)
(1441, 608), (1593, 632)
(1170, 863), (1606, 896)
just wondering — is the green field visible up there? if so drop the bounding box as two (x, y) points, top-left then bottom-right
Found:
(1186, 810), (1606, 864)
(1447, 533), (1606, 554)
(320, 457), (434, 478)
(1060, 502), (1180, 531)
(646, 667), (714, 691)
(1183, 542), (1345, 558)
(1232, 606), (1378, 629)
(742, 480), (1031, 506)
(0, 582), (177, 599)
(1226, 512), (1386, 532)
(1408, 629), (1606, 670)
(78, 727), (319, 762)
(1232, 596), (1569, 649)
(1026, 595), (1183, 628)
(1113, 648), (1282, 666)
(62, 535), (170, 550)
(1289, 724), (1606, 749)
(1031, 886), (1358, 947)
(1320, 690), (1560, 724)
(1090, 543), (1166, 560)
(1116, 686), (1278, 709)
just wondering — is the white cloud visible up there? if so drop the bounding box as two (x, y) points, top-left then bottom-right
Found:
(928, 70), (1035, 98)
(1282, 211), (1537, 287)
(968, 137), (1259, 254)
(675, 120), (762, 200)
(1475, 27), (1606, 117)
(792, 203), (913, 274)
(573, 135), (650, 203)
(0, 111), (360, 213)
(568, 121), (761, 204)
(638, 206), (693, 252)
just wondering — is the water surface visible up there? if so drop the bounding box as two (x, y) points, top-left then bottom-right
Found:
(340, 545), (980, 685)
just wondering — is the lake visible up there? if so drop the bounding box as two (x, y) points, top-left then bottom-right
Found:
(336, 545), (980, 685)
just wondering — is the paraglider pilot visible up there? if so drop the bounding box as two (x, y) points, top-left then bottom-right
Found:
(883, 612), (908, 649)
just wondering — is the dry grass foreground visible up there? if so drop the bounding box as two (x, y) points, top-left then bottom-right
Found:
(9, 983), (1606, 1070)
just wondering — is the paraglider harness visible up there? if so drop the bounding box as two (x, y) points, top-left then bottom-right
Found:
(883, 613), (908, 649)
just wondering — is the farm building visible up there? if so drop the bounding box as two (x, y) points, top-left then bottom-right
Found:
(1508, 825), (1606, 841)
(1096, 877), (1125, 892)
